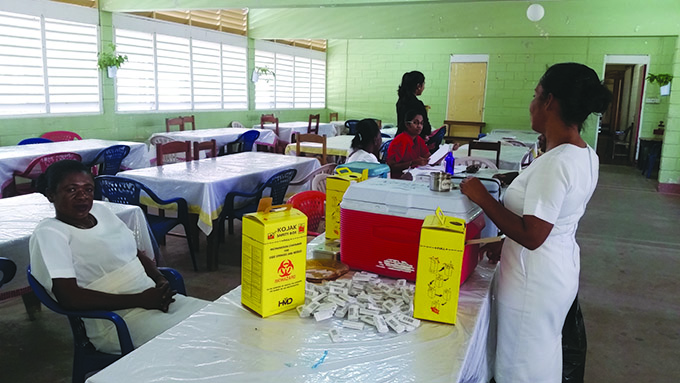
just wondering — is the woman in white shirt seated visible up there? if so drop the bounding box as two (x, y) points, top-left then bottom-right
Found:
(346, 118), (382, 163)
(29, 160), (208, 354)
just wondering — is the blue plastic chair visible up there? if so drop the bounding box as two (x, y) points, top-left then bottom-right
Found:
(0, 257), (17, 289)
(379, 139), (392, 163)
(225, 130), (261, 154)
(344, 119), (360, 135)
(17, 137), (53, 145)
(27, 266), (185, 383)
(219, 168), (298, 236)
(88, 145), (131, 176)
(94, 176), (198, 271)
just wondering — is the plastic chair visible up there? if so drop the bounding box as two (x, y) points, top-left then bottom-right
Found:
(345, 120), (360, 135)
(27, 266), (185, 383)
(4, 152), (82, 197)
(329, 112), (338, 121)
(40, 131), (82, 142)
(229, 121), (244, 128)
(468, 140), (501, 168)
(0, 257), (17, 289)
(88, 145), (131, 176)
(287, 191), (326, 236)
(95, 176), (198, 271)
(612, 125), (632, 160)
(454, 156), (499, 170)
(379, 139), (392, 163)
(165, 117), (184, 132)
(219, 168), (298, 235)
(307, 113), (320, 134)
(156, 141), (191, 166)
(295, 133), (327, 165)
(426, 127), (447, 153)
(225, 130), (261, 154)
(193, 140), (217, 160)
(181, 115), (196, 131)
(18, 137), (53, 145)
(289, 163), (338, 189)
(520, 149), (535, 169)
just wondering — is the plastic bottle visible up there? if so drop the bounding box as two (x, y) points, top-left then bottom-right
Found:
(444, 151), (455, 175)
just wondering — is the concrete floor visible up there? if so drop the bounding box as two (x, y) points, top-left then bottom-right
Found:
(1, 163), (679, 382)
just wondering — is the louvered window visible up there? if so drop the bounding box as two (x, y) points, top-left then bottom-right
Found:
(254, 40), (326, 110)
(113, 13), (247, 112)
(0, 0), (99, 116)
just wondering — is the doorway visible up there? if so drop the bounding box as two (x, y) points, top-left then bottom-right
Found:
(597, 55), (649, 164)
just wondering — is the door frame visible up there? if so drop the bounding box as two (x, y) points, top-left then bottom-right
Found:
(600, 54), (650, 160)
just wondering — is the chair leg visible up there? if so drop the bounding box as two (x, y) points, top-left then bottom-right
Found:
(228, 217), (234, 235)
(182, 224), (198, 272)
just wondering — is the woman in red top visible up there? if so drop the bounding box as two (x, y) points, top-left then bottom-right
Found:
(386, 109), (431, 179)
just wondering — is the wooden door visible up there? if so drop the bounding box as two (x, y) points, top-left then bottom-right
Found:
(447, 62), (487, 121)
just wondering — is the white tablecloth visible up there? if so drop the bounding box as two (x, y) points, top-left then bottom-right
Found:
(481, 130), (540, 148)
(117, 152), (320, 236)
(381, 127), (399, 138)
(0, 193), (155, 295)
(149, 127), (278, 148)
(255, 122), (338, 143)
(0, 139), (150, 197)
(284, 135), (354, 158)
(87, 262), (497, 383)
(455, 144), (530, 171)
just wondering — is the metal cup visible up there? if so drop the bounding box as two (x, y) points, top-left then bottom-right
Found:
(429, 171), (452, 192)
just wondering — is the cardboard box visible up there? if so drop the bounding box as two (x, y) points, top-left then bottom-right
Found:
(413, 210), (467, 324)
(325, 167), (368, 240)
(241, 202), (308, 317)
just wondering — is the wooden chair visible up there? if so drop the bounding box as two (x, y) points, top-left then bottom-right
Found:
(295, 133), (327, 165)
(181, 115), (196, 131)
(260, 114), (286, 153)
(156, 141), (191, 166)
(468, 140), (501, 168)
(329, 112), (338, 121)
(193, 139), (217, 160)
(308, 114), (320, 134)
(165, 117), (184, 132)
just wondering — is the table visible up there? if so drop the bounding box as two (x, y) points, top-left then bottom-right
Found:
(255, 122), (338, 143)
(0, 193), (155, 298)
(0, 139), (150, 198)
(149, 127), (278, 148)
(87, 262), (497, 383)
(118, 152), (320, 269)
(481, 130), (540, 148)
(284, 135), (354, 158)
(455, 143), (530, 171)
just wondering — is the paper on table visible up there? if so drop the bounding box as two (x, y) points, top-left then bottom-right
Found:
(429, 144), (450, 165)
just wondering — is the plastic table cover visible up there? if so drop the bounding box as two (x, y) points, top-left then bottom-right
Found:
(117, 152), (320, 235)
(87, 262), (497, 383)
(0, 193), (155, 295)
(149, 127), (278, 148)
(481, 130), (540, 148)
(254, 122), (338, 143)
(284, 135), (354, 157)
(454, 144), (530, 171)
(0, 139), (150, 197)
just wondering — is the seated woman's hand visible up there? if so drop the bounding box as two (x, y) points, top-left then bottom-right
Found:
(140, 284), (177, 312)
(412, 157), (429, 167)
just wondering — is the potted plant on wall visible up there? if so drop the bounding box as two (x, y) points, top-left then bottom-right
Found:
(251, 66), (276, 83)
(646, 73), (673, 96)
(97, 43), (128, 79)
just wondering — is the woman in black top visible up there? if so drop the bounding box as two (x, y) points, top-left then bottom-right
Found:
(396, 71), (431, 139)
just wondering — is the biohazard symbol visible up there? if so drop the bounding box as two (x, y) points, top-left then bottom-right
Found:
(267, 232), (275, 240)
(278, 259), (294, 277)
(299, 224), (306, 233)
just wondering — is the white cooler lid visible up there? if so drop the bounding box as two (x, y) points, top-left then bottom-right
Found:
(340, 178), (482, 222)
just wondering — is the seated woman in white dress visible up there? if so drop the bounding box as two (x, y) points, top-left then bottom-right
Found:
(29, 160), (208, 354)
(346, 118), (382, 163)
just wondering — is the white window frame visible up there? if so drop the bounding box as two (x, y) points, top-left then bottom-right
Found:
(254, 40), (326, 110)
(0, 0), (100, 117)
(112, 13), (248, 113)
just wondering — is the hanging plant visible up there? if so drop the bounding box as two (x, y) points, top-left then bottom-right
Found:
(97, 43), (128, 70)
(252, 66), (276, 83)
(646, 73), (673, 86)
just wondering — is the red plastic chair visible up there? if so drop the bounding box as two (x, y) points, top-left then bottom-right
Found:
(5, 152), (82, 197)
(287, 190), (326, 237)
(40, 131), (82, 142)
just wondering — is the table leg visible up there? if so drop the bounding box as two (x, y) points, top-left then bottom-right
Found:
(206, 220), (220, 271)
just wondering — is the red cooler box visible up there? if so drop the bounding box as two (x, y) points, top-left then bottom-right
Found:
(340, 178), (485, 284)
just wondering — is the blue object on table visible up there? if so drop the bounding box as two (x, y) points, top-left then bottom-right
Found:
(445, 152), (455, 175)
(17, 137), (53, 145)
(339, 162), (390, 178)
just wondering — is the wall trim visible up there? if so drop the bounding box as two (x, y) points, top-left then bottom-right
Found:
(658, 183), (680, 194)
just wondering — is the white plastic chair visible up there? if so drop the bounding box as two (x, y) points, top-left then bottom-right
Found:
(229, 121), (245, 129)
(454, 156), (499, 170)
(311, 173), (330, 193)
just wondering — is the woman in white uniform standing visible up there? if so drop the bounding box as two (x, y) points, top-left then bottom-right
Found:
(460, 63), (611, 383)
